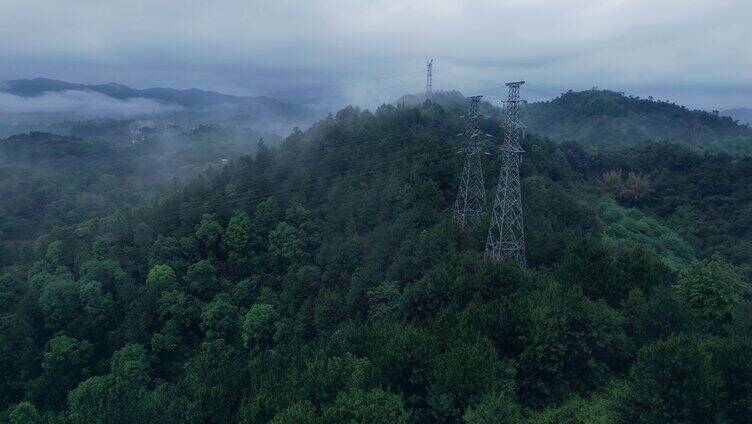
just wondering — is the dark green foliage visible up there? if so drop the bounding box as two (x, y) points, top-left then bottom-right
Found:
(616, 336), (726, 423)
(463, 391), (522, 424)
(427, 338), (514, 422)
(242, 303), (278, 350)
(321, 388), (410, 423)
(7, 402), (42, 424)
(526, 395), (615, 424)
(522, 89), (752, 153)
(0, 100), (750, 423)
(565, 141), (752, 277)
(27, 336), (93, 410)
(185, 260), (220, 301)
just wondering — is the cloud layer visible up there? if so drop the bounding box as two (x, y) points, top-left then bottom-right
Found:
(0, 90), (180, 116)
(0, 0), (750, 109)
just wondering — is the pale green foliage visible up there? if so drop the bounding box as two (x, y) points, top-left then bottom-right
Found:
(676, 259), (750, 322)
(145, 264), (178, 294)
(598, 197), (695, 270)
(600, 169), (654, 202)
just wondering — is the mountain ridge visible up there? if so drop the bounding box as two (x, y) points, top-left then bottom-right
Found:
(1, 77), (295, 109)
(403, 89), (752, 154)
(0, 78), (322, 135)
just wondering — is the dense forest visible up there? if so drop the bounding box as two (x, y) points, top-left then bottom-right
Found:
(1, 98), (751, 423)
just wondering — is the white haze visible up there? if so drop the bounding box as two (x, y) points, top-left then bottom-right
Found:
(0, 90), (180, 116)
(0, 0), (749, 110)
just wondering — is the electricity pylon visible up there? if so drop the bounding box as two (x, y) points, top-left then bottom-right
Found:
(486, 82), (527, 268)
(426, 59), (433, 99)
(454, 95), (486, 230)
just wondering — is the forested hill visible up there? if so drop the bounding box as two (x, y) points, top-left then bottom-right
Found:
(522, 89), (752, 153)
(0, 126), (278, 240)
(1, 101), (751, 423)
(404, 89), (752, 154)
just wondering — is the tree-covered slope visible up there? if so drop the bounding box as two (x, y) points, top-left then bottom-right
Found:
(1, 102), (751, 423)
(522, 89), (752, 153)
(0, 126), (278, 241)
(563, 140), (752, 274)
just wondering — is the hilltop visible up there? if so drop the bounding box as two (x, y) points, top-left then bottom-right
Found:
(405, 89), (752, 155)
(522, 89), (752, 153)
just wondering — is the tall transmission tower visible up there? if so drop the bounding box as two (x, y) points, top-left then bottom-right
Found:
(454, 95), (487, 230)
(486, 81), (527, 268)
(426, 59), (433, 99)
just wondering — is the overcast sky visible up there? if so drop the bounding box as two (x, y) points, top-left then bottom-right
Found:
(1, 0), (750, 110)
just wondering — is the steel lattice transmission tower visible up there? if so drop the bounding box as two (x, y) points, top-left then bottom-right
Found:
(426, 59), (433, 99)
(454, 95), (487, 230)
(486, 81), (527, 268)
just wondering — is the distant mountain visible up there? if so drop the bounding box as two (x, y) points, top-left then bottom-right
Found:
(722, 108), (752, 126)
(401, 89), (752, 155)
(521, 89), (752, 152)
(2, 78), (296, 110)
(0, 78), (322, 134)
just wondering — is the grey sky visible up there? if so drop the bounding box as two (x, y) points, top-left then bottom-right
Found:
(1, 0), (751, 110)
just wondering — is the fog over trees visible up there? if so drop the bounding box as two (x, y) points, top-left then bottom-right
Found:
(1, 91), (752, 423)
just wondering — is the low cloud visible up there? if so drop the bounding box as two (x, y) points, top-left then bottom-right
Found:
(0, 90), (181, 116)
(0, 0), (749, 110)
